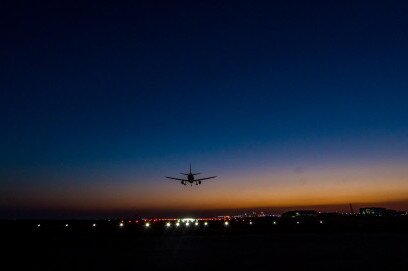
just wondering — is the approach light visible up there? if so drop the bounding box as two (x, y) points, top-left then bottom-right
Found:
(37, 224), (41, 227)
(181, 218), (195, 223)
(195, 222), (199, 226)
(249, 221), (253, 225)
(92, 223), (96, 227)
(65, 224), (69, 227)
(224, 221), (229, 226)
(176, 222), (180, 227)
(166, 222), (171, 227)
(119, 223), (124, 227)
(320, 220), (323, 224)
(204, 222), (208, 226)
(145, 222), (150, 228)
(273, 221), (277, 225)
(185, 222), (190, 227)
(296, 221), (300, 224)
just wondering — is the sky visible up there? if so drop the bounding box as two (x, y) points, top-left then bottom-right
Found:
(1, 0), (408, 218)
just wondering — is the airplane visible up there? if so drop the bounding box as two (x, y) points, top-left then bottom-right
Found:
(166, 164), (216, 185)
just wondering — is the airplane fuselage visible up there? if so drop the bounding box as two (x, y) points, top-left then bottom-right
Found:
(182, 173), (200, 185)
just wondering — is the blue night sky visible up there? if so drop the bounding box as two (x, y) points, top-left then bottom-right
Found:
(1, 1), (408, 218)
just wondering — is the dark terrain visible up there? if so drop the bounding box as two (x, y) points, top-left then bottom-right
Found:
(3, 217), (408, 270)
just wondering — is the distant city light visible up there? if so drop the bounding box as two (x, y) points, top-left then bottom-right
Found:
(320, 220), (323, 224)
(185, 222), (190, 227)
(145, 222), (150, 228)
(296, 221), (300, 224)
(37, 224), (41, 227)
(195, 222), (199, 226)
(119, 223), (124, 227)
(204, 222), (208, 226)
(65, 224), (69, 227)
(92, 223), (96, 227)
(273, 221), (277, 225)
(249, 221), (253, 225)
(166, 222), (171, 227)
(224, 221), (229, 226)
(176, 222), (180, 227)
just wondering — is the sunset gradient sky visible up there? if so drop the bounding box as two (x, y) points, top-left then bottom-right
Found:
(1, 1), (408, 218)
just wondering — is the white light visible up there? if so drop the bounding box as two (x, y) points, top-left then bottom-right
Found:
(145, 223), (150, 227)
(195, 222), (199, 226)
(166, 222), (171, 227)
(92, 223), (96, 227)
(224, 221), (229, 226)
(204, 222), (208, 226)
(185, 222), (190, 227)
(273, 221), (277, 225)
(119, 222), (124, 227)
(65, 224), (69, 227)
(320, 220), (323, 224)
(249, 221), (253, 225)
(181, 218), (195, 222)
(176, 222), (180, 227)
(296, 221), (300, 224)
(37, 224), (41, 227)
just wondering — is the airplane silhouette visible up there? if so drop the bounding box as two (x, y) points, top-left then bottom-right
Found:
(166, 164), (216, 185)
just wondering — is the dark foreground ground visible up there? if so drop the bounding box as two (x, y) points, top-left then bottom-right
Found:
(3, 217), (408, 270)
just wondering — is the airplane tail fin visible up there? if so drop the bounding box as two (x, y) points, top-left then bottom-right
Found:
(190, 163), (192, 174)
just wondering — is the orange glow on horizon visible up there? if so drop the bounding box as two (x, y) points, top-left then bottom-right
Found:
(4, 162), (408, 212)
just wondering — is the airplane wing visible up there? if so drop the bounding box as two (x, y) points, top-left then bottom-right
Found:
(195, 176), (217, 181)
(165, 176), (187, 181)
